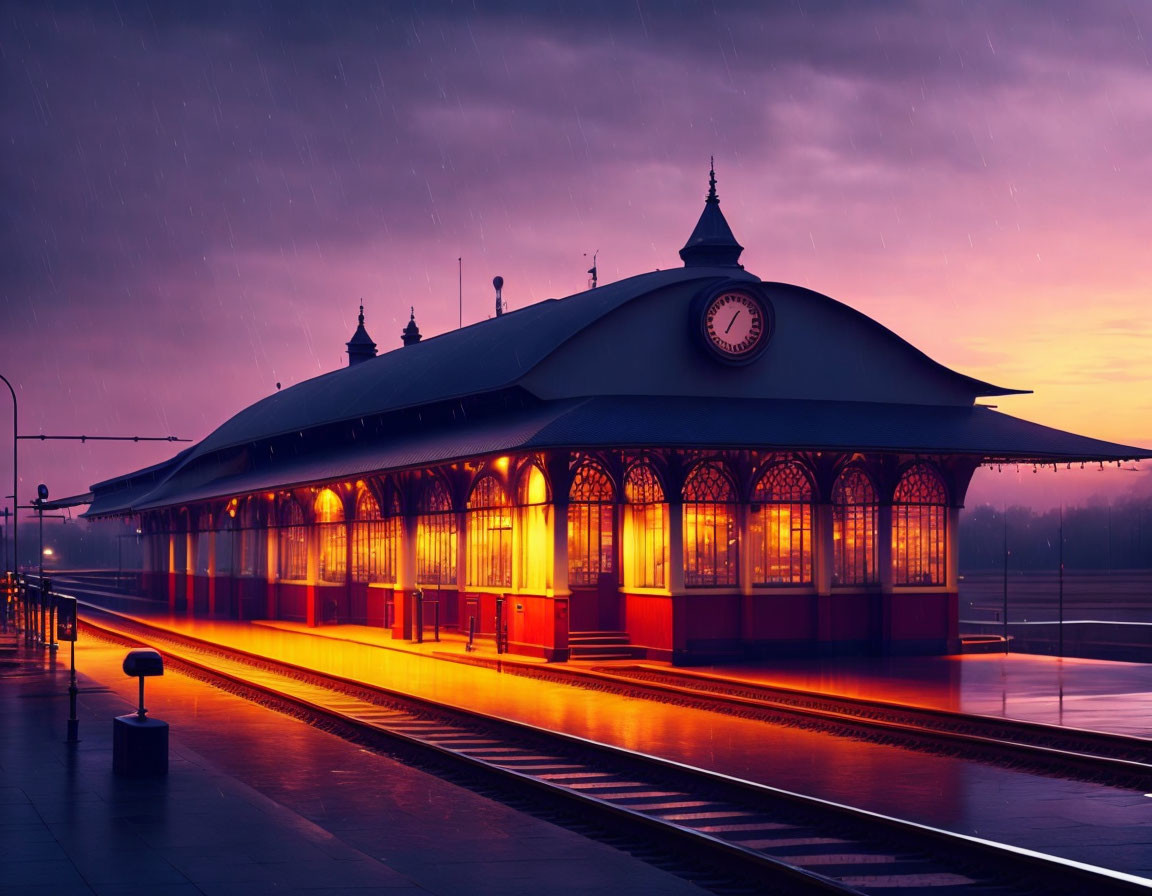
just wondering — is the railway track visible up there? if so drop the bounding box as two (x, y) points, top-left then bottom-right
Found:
(75, 604), (1151, 896)
(502, 663), (1152, 790)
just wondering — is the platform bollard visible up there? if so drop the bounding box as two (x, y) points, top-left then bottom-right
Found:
(113, 649), (168, 777)
(57, 596), (79, 743)
(412, 589), (424, 644)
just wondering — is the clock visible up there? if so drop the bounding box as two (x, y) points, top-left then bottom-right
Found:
(697, 287), (772, 364)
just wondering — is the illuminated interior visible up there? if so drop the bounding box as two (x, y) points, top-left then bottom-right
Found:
(278, 498), (307, 581)
(832, 466), (878, 586)
(568, 461), (615, 586)
(416, 478), (457, 586)
(315, 488), (346, 584)
(750, 462), (813, 584)
(240, 497), (266, 579)
(352, 489), (399, 584)
(467, 475), (512, 588)
(516, 464), (550, 592)
(624, 463), (667, 588)
(892, 463), (947, 586)
(682, 462), (738, 587)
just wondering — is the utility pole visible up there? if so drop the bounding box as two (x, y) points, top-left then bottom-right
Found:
(1, 373), (17, 579)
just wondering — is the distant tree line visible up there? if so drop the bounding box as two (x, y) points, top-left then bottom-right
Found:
(960, 499), (1152, 572)
(4, 518), (140, 573)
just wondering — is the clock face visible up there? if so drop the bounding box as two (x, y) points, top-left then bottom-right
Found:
(703, 291), (768, 359)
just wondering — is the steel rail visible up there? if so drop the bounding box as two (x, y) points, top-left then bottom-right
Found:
(44, 574), (1152, 786)
(74, 604), (1152, 896)
(526, 664), (1152, 790)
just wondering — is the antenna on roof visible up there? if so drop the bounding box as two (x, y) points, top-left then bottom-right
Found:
(493, 276), (504, 317)
(458, 257), (462, 329)
(585, 250), (598, 289)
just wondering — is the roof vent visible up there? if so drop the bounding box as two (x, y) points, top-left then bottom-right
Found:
(494, 276), (505, 317)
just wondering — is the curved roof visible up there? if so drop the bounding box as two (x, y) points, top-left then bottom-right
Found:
(84, 185), (1149, 519)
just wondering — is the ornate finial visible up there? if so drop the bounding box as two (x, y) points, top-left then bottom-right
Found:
(402, 306), (422, 346)
(347, 301), (377, 365)
(679, 157), (743, 268)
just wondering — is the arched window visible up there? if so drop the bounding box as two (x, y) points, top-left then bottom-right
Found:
(214, 504), (236, 577)
(278, 499), (307, 581)
(751, 463), (813, 584)
(195, 511), (213, 576)
(568, 462), (615, 586)
(467, 476), (512, 588)
(682, 462), (738, 587)
(417, 478), (457, 586)
(832, 467), (878, 586)
(315, 488), (346, 585)
(624, 463), (666, 588)
(173, 510), (189, 575)
(240, 498), (266, 578)
(352, 489), (400, 584)
(893, 464), (947, 586)
(517, 464), (550, 592)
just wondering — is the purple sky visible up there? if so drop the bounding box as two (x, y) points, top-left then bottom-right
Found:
(2, 0), (1150, 515)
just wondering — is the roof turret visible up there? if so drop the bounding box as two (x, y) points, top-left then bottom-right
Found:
(401, 307), (422, 346)
(346, 304), (378, 366)
(679, 160), (744, 268)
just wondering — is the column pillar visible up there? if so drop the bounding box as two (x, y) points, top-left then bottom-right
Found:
(166, 531), (176, 612)
(550, 498), (570, 659)
(305, 522), (319, 627)
(877, 503), (894, 650)
(946, 505), (961, 646)
(206, 526), (217, 616)
(395, 513), (418, 639)
(265, 521), (278, 621)
(737, 503), (752, 651)
(667, 500), (687, 661)
(185, 529), (197, 616)
(814, 502), (834, 644)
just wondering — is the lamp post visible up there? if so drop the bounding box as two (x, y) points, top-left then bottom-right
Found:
(0, 374), (16, 578)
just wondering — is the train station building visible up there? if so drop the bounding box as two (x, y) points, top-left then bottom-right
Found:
(85, 172), (1151, 664)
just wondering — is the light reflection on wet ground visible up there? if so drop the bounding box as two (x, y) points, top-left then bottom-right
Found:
(688, 653), (1152, 737)
(83, 615), (1152, 879)
(11, 642), (710, 896)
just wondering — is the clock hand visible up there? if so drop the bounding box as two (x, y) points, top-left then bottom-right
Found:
(725, 310), (741, 334)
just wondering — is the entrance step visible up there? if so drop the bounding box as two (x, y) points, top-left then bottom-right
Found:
(959, 634), (1011, 654)
(568, 630), (641, 661)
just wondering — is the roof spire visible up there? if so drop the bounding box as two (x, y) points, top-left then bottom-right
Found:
(401, 306), (422, 346)
(346, 300), (378, 366)
(679, 159), (743, 268)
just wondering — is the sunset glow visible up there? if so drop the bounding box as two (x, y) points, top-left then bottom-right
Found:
(2, 2), (1149, 508)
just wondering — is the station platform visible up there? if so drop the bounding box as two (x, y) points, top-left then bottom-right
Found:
(249, 618), (1152, 738)
(54, 609), (1152, 881)
(0, 637), (711, 895)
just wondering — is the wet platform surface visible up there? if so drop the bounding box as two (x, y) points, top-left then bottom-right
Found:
(68, 611), (1152, 881)
(0, 640), (710, 895)
(681, 652), (1152, 737)
(252, 617), (1152, 736)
